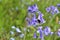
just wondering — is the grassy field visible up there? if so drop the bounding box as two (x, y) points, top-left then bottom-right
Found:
(0, 0), (60, 40)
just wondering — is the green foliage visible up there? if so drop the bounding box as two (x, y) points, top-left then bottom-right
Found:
(0, 0), (60, 40)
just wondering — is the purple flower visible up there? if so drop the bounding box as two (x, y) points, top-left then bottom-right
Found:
(33, 33), (37, 38)
(46, 7), (51, 12)
(28, 4), (38, 13)
(54, 7), (59, 14)
(46, 6), (59, 15)
(50, 6), (59, 14)
(37, 26), (42, 30)
(50, 6), (55, 10)
(31, 14), (37, 26)
(44, 26), (51, 36)
(57, 29), (60, 36)
(51, 11), (55, 15)
(39, 29), (43, 39)
(26, 17), (32, 26)
(57, 4), (60, 7)
(50, 32), (54, 35)
(37, 26), (43, 39)
(38, 13), (45, 24)
(37, 26), (43, 33)
(26, 14), (37, 26)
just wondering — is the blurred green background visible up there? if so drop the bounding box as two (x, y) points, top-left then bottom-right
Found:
(0, 0), (60, 40)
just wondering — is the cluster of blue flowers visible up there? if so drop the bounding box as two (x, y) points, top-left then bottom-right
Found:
(26, 4), (45, 27)
(33, 26), (53, 39)
(46, 6), (59, 15)
(26, 4), (60, 40)
(33, 26), (60, 39)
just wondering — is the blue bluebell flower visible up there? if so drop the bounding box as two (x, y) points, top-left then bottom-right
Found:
(37, 26), (43, 39)
(50, 6), (55, 10)
(46, 6), (59, 15)
(57, 29), (60, 36)
(50, 32), (54, 35)
(28, 4), (38, 13)
(46, 7), (51, 12)
(26, 17), (32, 26)
(26, 14), (37, 26)
(44, 26), (51, 36)
(39, 29), (43, 39)
(50, 6), (59, 14)
(38, 13), (45, 24)
(57, 4), (60, 7)
(37, 26), (43, 33)
(33, 33), (37, 38)
(31, 14), (37, 26)
(53, 7), (59, 14)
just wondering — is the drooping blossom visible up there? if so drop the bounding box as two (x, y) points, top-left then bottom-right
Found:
(37, 26), (43, 39)
(28, 4), (38, 13)
(37, 26), (43, 33)
(37, 13), (46, 24)
(33, 33), (37, 38)
(50, 32), (54, 35)
(57, 4), (60, 7)
(46, 6), (59, 15)
(26, 14), (37, 26)
(44, 26), (51, 36)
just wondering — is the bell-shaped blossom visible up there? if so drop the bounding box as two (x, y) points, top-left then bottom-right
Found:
(38, 13), (46, 24)
(50, 32), (54, 35)
(28, 4), (38, 13)
(44, 26), (51, 36)
(39, 29), (43, 39)
(37, 26), (43, 33)
(33, 33), (37, 38)
(57, 4), (60, 7)
(37, 26), (43, 39)
(46, 6), (59, 15)
(46, 7), (51, 12)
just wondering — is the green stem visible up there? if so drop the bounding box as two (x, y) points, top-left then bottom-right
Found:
(48, 14), (57, 26)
